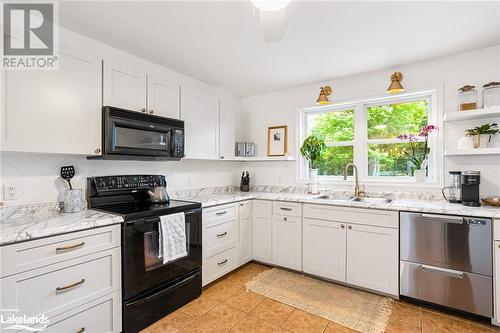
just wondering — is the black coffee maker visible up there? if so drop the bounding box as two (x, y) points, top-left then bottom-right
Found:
(461, 171), (481, 207)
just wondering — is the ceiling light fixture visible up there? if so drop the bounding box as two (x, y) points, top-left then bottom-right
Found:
(387, 72), (405, 94)
(251, 0), (291, 12)
(316, 86), (332, 105)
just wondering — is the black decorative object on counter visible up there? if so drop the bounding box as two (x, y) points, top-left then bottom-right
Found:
(240, 171), (250, 192)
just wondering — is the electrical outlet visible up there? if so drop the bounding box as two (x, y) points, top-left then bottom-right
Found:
(3, 184), (16, 200)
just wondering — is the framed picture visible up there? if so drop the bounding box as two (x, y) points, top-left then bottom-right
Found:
(267, 125), (288, 156)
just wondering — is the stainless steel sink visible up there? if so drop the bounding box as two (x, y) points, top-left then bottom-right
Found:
(351, 197), (393, 204)
(314, 195), (393, 204)
(314, 194), (353, 201)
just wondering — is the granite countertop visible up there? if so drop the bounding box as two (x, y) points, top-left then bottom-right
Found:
(181, 191), (500, 219)
(0, 203), (124, 246)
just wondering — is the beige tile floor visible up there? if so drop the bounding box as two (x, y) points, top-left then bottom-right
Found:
(140, 263), (499, 333)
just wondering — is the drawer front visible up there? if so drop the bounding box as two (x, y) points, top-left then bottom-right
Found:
(400, 260), (492, 317)
(253, 200), (272, 218)
(238, 201), (252, 220)
(204, 219), (238, 257)
(1, 225), (120, 278)
(203, 203), (237, 225)
(273, 201), (302, 217)
(303, 204), (398, 228)
(1, 248), (121, 319)
(494, 219), (500, 241)
(203, 246), (238, 286)
(15, 291), (122, 333)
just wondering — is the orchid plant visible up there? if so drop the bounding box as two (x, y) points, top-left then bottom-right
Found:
(397, 125), (437, 170)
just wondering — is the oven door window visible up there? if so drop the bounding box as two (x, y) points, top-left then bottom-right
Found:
(143, 224), (190, 271)
(114, 126), (169, 151)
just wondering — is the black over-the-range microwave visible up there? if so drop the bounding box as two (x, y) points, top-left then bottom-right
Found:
(88, 106), (184, 161)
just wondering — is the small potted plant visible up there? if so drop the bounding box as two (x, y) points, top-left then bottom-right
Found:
(465, 123), (499, 148)
(398, 125), (437, 182)
(300, 135), (325, 194)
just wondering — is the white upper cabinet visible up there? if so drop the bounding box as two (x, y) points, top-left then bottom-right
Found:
(181, 88), (220, 159)
(1, 44), (101, 154)
(219, 102), (236, 160)
(147, 74), (180, 119)
(103, 61), (147, 112)
(346, 223), (398, 296)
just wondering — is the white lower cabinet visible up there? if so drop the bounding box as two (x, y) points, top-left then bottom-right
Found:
(252, 201), (273, 264)
(272, 216), (302, 271)
(238, 201), (253, 265)
(346, 223), (398, 295)
(303, 218), (346, 282)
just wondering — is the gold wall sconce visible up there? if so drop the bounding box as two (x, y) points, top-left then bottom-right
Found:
(387, 72), (405, 94)
(316, 86), (332, 105)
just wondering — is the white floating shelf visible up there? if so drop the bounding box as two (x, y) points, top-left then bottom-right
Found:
(445, 148), (500, 156)
(224, 156), (296, 162)
(444, 106), (500, 122)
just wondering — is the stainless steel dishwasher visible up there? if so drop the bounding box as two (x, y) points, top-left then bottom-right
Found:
(400, 212), (492, 317)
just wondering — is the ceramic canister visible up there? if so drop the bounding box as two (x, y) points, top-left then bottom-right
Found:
(63, 189), (86, 213)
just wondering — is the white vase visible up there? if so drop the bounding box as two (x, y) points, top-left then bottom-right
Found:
(309, 169), (319, 194)
(457, 136), (475, 150)
(473, 134), (491, 148)
(414, 169), (426, 182)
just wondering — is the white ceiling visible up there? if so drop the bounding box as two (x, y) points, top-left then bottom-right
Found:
(59, 1), (500, 97)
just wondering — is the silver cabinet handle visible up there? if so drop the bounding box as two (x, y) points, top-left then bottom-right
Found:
(347, 225), (352, 230)
(283, 217), (288, 221)
(239, 203), (244, 206)
(149, 109), (154, 114)
(217, 259), (228, 266)
(421, 213), (464, 223)
(141, 108), (146, 113)
(217, 232), (228, 238)
(56, 242), (85, 253)
(56, 279), (85, 293)
(280, 207), (293, 211)
(94, 148), (101, 154)
(215, 211), (227, 216)
(341, 224), (345, 229)
(421, 264), (464, 279)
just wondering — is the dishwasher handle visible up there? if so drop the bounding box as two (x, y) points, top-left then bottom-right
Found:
(421, 213), (464, 224)
(421, 264), (464, 279)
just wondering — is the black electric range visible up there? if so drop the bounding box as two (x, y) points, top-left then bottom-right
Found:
(87, 175), (202, 333)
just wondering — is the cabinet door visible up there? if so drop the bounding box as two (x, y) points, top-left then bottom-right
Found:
(181, 89), (219, 159)
(272, 216), (302, 271)
(346, 224), (398, 295)
(2, 45), (101, 154)
(219, 102), (235, 160)
(252, 201), (272, 264)
(103, 61), (147, 112)
(303, 218), (346, 282)
(147, 74), (180, 119)
(239, 217), (253, 265)
(495, 241), (500, 322)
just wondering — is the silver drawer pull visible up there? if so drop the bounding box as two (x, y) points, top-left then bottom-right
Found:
(217, 259), (228, 266)
(215, 211), (227, 216)
(56, 242), (85, 253)
(283, 217), (288, 221)
(280, 207), (293, 211)
(217, 232), (228, 238)
(56, 279), (85, 293)
(76, 328), (85, 333)
(421, 265), (464, 279)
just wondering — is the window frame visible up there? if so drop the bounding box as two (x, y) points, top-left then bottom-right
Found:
(298, 90), (442, 187)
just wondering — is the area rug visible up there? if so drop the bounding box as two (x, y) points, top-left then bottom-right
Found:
(246, 268), (393, 333)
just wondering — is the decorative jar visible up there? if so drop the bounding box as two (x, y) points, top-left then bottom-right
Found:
(483, 82), (500, 108)
(458, 85), (478, 111)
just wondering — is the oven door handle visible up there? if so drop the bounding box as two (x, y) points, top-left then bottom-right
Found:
(125, 273), (198, 308)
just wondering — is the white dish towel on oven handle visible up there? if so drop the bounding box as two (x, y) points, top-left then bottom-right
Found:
(158, 212), (188, 264)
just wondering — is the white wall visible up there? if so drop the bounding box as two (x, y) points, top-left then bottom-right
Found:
(0, 152), (240, 206)
(241, 45), (500, 196)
